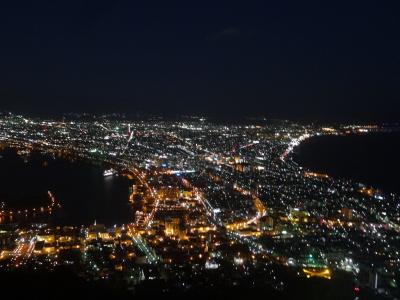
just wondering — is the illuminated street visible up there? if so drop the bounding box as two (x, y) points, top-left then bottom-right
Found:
(0, 113), (399, 298)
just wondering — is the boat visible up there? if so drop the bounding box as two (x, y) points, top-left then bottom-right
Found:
(103, 168), (117, 177)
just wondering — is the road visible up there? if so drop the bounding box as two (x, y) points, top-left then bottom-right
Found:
(11, 236), (36, 266)
(132, 235), (160, 264)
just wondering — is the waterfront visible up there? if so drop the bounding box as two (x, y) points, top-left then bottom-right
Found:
(0, 148), (132, 225)
(294, 132), (400, 194)
(1, 113), (399, 299)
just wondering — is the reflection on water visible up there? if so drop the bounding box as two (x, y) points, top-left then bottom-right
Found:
(0, 191), (61, 224)
(0, 148), (133, 226)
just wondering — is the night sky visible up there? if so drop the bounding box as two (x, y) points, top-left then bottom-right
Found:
(0, 1), (399, 121)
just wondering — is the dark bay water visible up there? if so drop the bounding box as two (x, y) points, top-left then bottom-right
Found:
(0, 148), (132, 225)
(294, 132), (400, 194)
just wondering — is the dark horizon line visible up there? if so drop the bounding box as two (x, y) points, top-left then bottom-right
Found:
(1, 109), (399, 126)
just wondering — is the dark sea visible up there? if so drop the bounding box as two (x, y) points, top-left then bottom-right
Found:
(0, 148), (132, 226)
(294, 132), (400, 194)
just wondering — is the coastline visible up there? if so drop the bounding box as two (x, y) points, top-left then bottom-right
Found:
(0, 147), (132, 226)
(291, 130), (400, 195)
